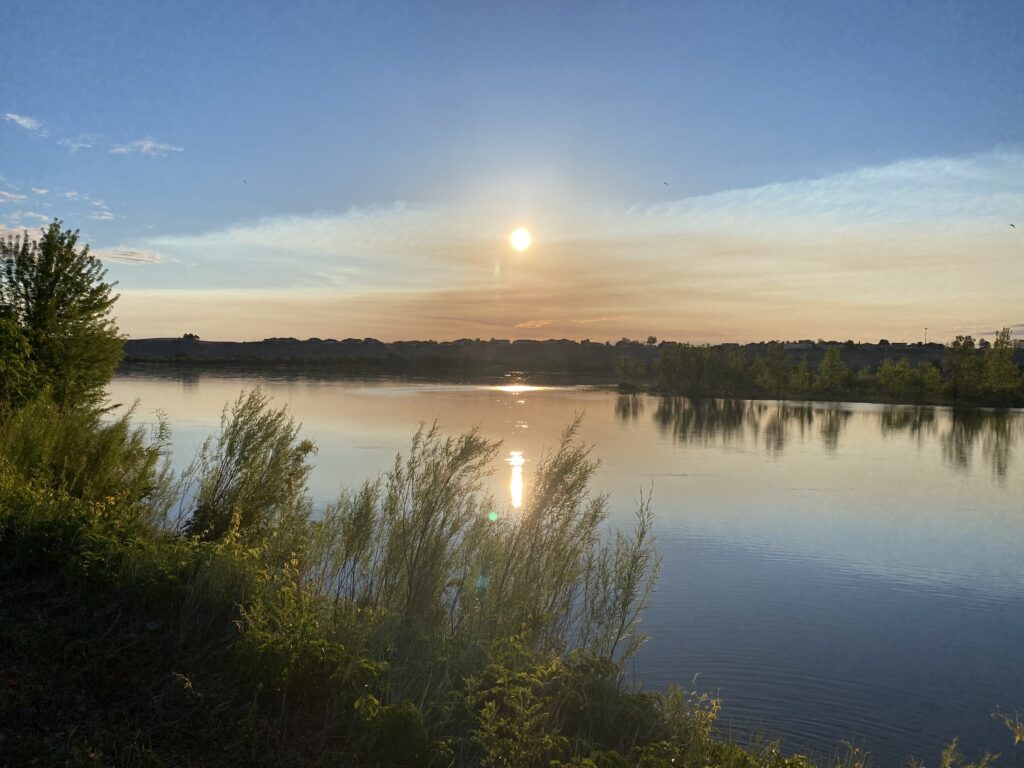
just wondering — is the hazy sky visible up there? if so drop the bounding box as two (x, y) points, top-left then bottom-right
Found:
(2, 0), (1023, 343)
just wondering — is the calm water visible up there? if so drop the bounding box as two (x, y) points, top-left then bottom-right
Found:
(109, 370), (1024, 766)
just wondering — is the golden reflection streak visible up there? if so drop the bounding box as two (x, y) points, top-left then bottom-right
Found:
(493, 384), (544, 394)
(508, 450), (525, 509)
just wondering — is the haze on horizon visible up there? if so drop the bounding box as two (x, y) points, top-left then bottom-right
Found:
(1, 1), (1023, 345)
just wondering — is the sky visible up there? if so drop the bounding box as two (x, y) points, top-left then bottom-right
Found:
(1, 0), (1023, 343)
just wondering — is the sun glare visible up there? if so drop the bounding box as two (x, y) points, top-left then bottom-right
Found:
(508, 451), (525, 509)
(509, 227), (532, 252)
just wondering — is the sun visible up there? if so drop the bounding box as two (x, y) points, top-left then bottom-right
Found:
(509, 227), (532, 252)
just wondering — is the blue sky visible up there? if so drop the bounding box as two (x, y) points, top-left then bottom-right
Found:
(2, 0), (1023, 341)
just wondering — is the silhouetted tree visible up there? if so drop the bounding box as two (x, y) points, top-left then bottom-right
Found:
(0, 221), (122, 407)
(614, 356), (645, 389)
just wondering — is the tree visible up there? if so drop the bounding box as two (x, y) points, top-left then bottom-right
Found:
(918, 362), (943, 402)
(982, 327), (1020, 403)
(789, 355), (812, 396)
(0, 318), (37, 409)
(0, 221), (122, 407)
(942, 335), (983, 404)
(614, 356), (645, 390)
(876, 358), (915, 400)
(814, 347), (849, 396)
(754, 342), (791, 398)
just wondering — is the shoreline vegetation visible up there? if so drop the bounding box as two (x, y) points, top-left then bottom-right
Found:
(3, 223), (1023, 765)
(123, 330), (1024, 409)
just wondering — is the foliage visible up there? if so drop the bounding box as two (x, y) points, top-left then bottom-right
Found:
(814, 347), (849, 396)
(616, 356), (646, 389)
(789, 356), (812, 396)
(0, 221), (123, 408)
(753, 342), (791, 398)
(0, 396), (173, 513)
(982, 327), (1020, 403)
(876, 357), (917, 401)
(656, 344), (749, 397)
(183, 388), (316, 541)
(943, 336), (984, 404)
(0, 317), (37, 410)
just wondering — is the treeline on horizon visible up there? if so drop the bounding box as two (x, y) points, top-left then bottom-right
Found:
(125, 332), (1024, 408)
(626, 332), (1024, 407)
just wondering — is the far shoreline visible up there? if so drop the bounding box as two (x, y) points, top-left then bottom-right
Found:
(116, 359), (1024, 413)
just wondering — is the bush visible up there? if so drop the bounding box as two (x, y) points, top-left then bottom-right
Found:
(183, 388), (315, 542)
(0, 397), (173, 514)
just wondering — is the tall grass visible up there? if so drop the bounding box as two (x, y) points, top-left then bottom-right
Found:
(0, 396), (173, 515)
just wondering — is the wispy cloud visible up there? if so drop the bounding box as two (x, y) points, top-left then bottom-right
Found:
(514, 319), (551, 329)
(89, 210), (115, 221)
(30, 188), (48, 195)
(10, 211), (50, 222)
(110, 137), (183, 157)
(58, 136), (95, 153)
(63, 191), (80, 199)
(3, 112), (46, 136)
(0, 191), (27, 203)
(94, 247), (162, 265)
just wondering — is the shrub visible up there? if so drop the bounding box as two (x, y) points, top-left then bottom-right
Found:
(183, 388), (316, 542)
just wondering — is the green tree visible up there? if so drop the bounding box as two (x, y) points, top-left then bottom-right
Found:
(0, 221), (122, 408)
(918, 362), (943, 402)
(789, 355), (812, 396)
(753, 342), (791, 398)
(982, 327), (1020, 403)
(655, 344), (718, 396)
(876, 358), (916, 400)
(0, 318), (37, 409)
(814, 347), (849, 396)
(942, 335), (983, 404)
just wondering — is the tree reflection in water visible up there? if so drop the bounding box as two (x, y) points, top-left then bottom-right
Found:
(614, 394), (644, 422)
(626, 395), (1024, 479)
(651, 397), (756, 447)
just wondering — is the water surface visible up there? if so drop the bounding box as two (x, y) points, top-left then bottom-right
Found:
(110, 370), (1024, 766)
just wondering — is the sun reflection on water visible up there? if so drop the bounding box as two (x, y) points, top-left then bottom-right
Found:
(507, 450), (525, 509)
(493, 384), (544, 394)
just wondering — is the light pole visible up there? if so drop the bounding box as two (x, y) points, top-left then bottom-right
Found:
(925, 327), (928, 344)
